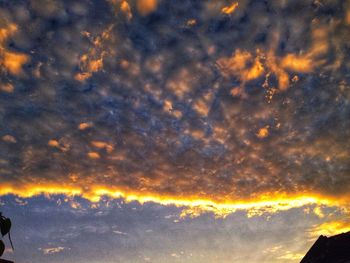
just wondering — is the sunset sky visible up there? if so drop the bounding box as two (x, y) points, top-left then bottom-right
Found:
(1, 0), (350, 262)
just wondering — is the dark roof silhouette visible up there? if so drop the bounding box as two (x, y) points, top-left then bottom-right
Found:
(300, 231), (350, 263)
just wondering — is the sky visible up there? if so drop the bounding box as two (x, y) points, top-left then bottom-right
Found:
(0, 0), (350, 262)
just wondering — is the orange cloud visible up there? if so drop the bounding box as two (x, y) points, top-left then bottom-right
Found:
(2, 135), (17, 143)
(217, 49), (263, 80)
(310, 220), (350, 237)
(0, 182), (343, 218)
(48, 139), (60, 147)
(0, 22), (29, 76)
(48, 139), (70, 152)
(75, 25), (114, 82)
(109, 0), (158, 19)
(192, 90), (214, 117)
(2, 51), (29, 75)
(0, 83), (14, 93)
(91, 141), (114, 153)
(257, 126), (269, 138)
(163, 99), (182, 118)
(276, 252), (304, 261)
(88, 152), (101, 159)
(347, 10), (350, 25)
(0, 23), (17, 44)
(136, 0), (158, 16)
(280, 54), (314, 73)
(78, 122), (93, 130)
(121, 1), (133, 20)
(221, 2), (239, 15)
(217, 23), (330, 92)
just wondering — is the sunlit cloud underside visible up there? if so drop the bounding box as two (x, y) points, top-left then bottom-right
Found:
(1, 0), (350, 221)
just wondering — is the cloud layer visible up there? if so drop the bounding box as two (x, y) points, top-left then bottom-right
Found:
(0, 0), (349, 214)
(1, 194), (347, 263)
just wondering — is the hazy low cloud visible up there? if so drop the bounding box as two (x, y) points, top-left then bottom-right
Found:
(1, 195), (347, 263)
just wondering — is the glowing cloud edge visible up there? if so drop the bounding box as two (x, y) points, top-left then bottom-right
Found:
(0, 183), (346, 218)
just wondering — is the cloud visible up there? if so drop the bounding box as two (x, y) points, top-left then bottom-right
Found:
(0, 194), (340, 263)
(310, 219), (350, 237)
(0, 0), (349, 217)
(0, 20), (29, 83)
(221, 2), (239, 15)
(39, 246), (69, 255)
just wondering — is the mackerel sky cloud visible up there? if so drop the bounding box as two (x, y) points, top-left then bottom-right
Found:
(0, 0), (350, 262)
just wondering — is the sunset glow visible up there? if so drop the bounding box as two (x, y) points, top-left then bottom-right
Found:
(1, 0), (349, 262)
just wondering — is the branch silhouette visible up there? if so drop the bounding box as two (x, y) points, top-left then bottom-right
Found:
(0, 212), (13, 259)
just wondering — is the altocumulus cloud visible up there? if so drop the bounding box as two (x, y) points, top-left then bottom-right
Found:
(0, 0), (350, 216)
